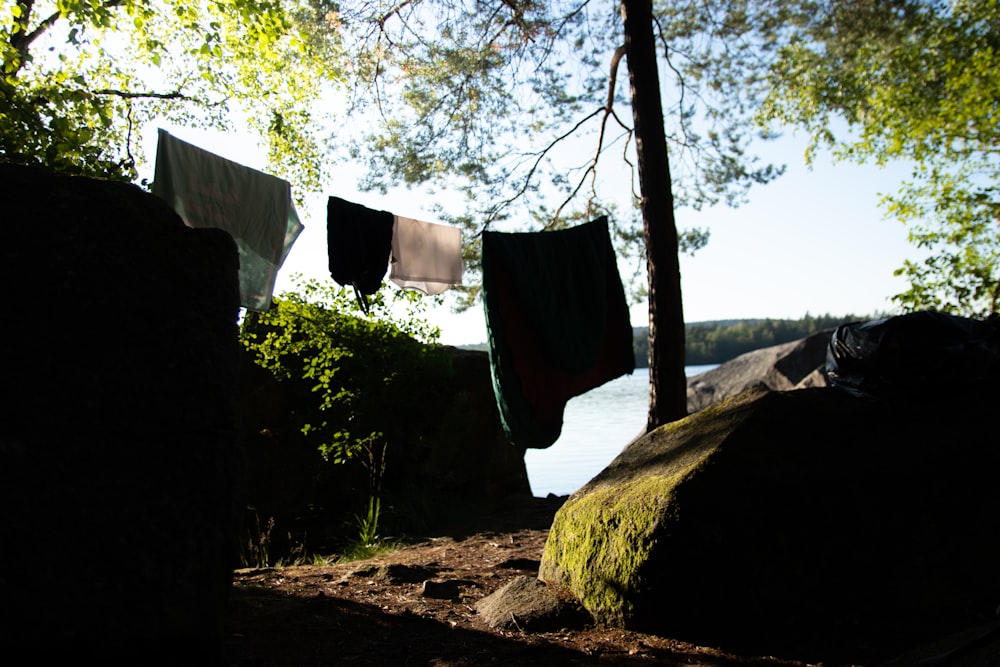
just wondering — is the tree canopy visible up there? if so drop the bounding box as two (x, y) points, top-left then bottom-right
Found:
(331, 0), (788, 295)
(1, 0), (342, 191)
(18, 1), (956, 428)
(762, 0), (1000, 317)
(2, 0), (802, 428)
(8, 1), (996, 323)
(324, 0), (796, 426)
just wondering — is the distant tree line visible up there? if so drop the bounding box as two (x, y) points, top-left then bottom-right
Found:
(461, 313), (877, 367)
(632, 314), (875, 367)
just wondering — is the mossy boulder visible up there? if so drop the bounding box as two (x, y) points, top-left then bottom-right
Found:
(539, 383), (1000, 664)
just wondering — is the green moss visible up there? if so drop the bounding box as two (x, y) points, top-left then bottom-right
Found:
(540, 471), (697, 625)
(538, 388), (764, 626)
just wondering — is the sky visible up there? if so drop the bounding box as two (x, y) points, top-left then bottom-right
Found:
(142, 124), (920, 346)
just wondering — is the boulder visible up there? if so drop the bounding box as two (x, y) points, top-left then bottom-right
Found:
(687, 329), (831, 413)
(475, 575), (591, 632)
(0, 164), (243, 661)
(880, 616), (1000, 666)
(239, 343), (532, 547)
(539, 381), (1000, 664)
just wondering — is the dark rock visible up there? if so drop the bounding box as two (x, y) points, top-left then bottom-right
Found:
(540, 382), (1000, 664)
(475, 575), (591, 632)
(881, 616), (1000, 666)
(420, 579), (473, 599)
(239, 342), (532, 544)
(496, 557), (540, 572)
(411, 346), (534, 513)
(374, 563), (439, 584)
(0, 164), (243, 660)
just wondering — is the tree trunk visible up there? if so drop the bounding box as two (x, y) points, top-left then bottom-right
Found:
(620, 0), (688, 430)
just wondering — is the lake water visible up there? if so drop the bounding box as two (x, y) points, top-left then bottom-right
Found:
(524, 364), (718, 497)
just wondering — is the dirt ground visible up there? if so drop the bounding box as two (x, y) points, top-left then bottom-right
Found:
(223, 495), (853, 667)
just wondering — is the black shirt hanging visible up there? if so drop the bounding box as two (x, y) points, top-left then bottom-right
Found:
(327, 196), (394, 312)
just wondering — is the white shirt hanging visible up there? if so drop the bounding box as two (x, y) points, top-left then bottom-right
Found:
(389, 215), (463, 295)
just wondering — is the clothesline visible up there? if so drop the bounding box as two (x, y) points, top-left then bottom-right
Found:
(153, 128), (465, 313)
(327, 196), (463, 313)
(153, 128), (303, 312)
(152, 129), (635, 449)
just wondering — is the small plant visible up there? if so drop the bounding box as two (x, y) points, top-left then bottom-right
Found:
(242, 514), (329, 567)
(336, 538), (403, 563)
(353, 493), (382, 547)
(357, 436), (388, 544)
(240, 277), (450, 552)
(309, 553), (336, 566)
(240, 510), (275, 569)
(335, 436), (390, 561)
(276, 531), (307, 567)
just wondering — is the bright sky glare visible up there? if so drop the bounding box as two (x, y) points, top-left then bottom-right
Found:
(142, 124), (919, 346)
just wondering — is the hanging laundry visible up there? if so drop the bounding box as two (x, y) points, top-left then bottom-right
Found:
(390, 216), (464, 295)
(481, 216), (635, 449)
(152, 129), (303, 312)
(326, 197), (394, 313)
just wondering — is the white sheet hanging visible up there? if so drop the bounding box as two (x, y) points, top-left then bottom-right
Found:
(153, 129), (303, 311)
(389, 215), (463, 295)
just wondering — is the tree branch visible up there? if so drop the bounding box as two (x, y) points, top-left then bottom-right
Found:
(8, 2), (60, 76)
(550, 45), (629, 225)
(476, 105), (605, 233)
(377, 0), (415, 38)
(16, 10), (58, 52)
(9, 0), (127, 76)
(484, 44), (633, 232)
(500, 0), (534, 41)
(92, 87), (197, 101)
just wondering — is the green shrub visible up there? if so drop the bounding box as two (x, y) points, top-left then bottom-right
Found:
(240, 276), (452, 559)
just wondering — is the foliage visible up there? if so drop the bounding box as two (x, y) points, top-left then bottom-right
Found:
(353, 492), (382, 547)
(241, 275), (441, 463)
(682, 313), (868, 364)
(240, 509), (330, 567)
(1, 0), (343, 191)
(631, 313), (872, 366)
(335, 537), (405, 564)
(351, 435), (387, 548)
(328, 0), (792, 303)
(240, 511), (276, 568)
(241, 276), (449, 557)
(761, 0), (1000, 317)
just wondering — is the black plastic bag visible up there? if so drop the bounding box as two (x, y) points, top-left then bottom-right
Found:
(826, 311), (1000, 398)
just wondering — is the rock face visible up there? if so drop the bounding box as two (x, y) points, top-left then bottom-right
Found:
(687, 329), (831, 413)
(539, 381), (1000, 664)
(239, 343), (532, 546)
(0, 164), (244, 660)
